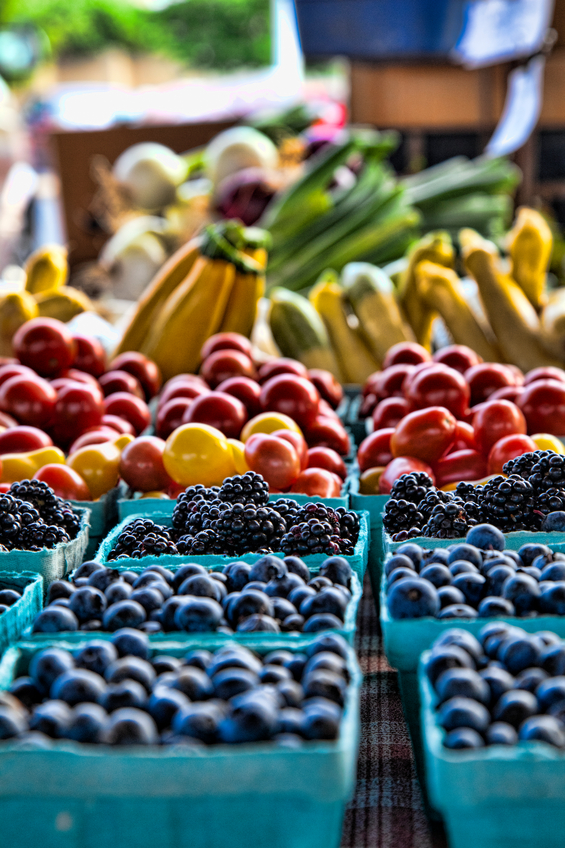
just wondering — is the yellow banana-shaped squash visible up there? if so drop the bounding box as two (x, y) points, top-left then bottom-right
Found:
(0, 291), (38, 357)
(35, 286), (93, 322)
(508, 207), (553, 311)
(415, 261), (502, 362)
(220, 267), (265, 338)
(540, 288), (565, 360)
(24, 244), (68, 295)
(309, 276), (380, 383)
(398, 231), (454, 349)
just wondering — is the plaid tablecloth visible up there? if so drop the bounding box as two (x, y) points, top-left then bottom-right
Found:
(340, 576), (447, 848)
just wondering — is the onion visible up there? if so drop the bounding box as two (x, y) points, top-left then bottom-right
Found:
(113, 143), (188, 211)
(214, 167), (278, 226)
(206, 126), (278, 190)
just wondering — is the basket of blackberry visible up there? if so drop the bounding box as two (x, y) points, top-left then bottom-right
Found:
(0, 481), (89, 585)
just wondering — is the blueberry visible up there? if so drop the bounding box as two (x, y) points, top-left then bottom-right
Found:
(308, 576), (333, 591)
(277, 679), (304, 708)
(301, 588), (347, 621)
(447, 545), (483, 570)
(139, 622), (163, 635)
(449, 561), (479, 577)
(435, 668), (490, 704)
(514, 667), (549, 693)
(105, 582), (133, 604)
(100, 680), (147, 712)
(424, 549), (450, 566)
(102, 708), (158, 745)
(243, 581), (267, 594)
(302, 670), (346, 705)
(478, 597), (515, 617)
(540, 643), (565, 676)
(169, 667), (214, 701)
(173, 701), (226, 743)
(47, 581), (74, 603)
(486, 722), (518, 745)
(483, 555), (518, 573)
(306, 633), (349, 661)
(387, 578), (440, 620)
(548, 701), (565, 723)
(174, 597), (223, 632)
(452, 572), (485, 606)
(425, 645), (475, 685)
(493, 689), (538, 727)
(177, 574), (219, 600)
(208, 647), (262, 677)
(219, 690), (279, 743)
(540, 582), (565, 615)
(120, 571), (139, 586)
(248, 555), (287, 583)
(304, 651), (348, 679)
(319, 556), (352, 587)
(0, 604), (8, 614)
(30, 648), (74, 694)
(276, 707), (304, 736)
(502, 573), (540, 615)
(535, 676), (565, 710)
(438, 586), (465, 608)
(51, 668), (107, 705)
(159, 596), (189, 631)
(443, 728), (485, 749)
(144, 565), (174, 585)
(485, 565), (516, 596)
(281, 613), (305, 631)
(227, 590), (272, 626)
(283, 556), (310, 581)
(542, 512), (565, 532)
(30, 699), (73, 737)
(480, 667), (515, 706)
(238, 614), (280, 632)
(182, 650), (212, 672)
(387, 567), (422, 588)
(152, 656), (182, 675)
(271, 597), (297, 621)
(437, 605), (478, 619)
(538, 631), (562, 647)
(75, 641), (118, 676)
(265, 573), (305, 598)
(10, 677), (42, 709)
(171, 563), (207, 591)
(258, 665), (291, 685)
(517, 566), (542, 582)
(300, 699), (341, 740)
(74, 561), (104, 580)
(105, 656), (155, 691)
(301, 613), (342, 632)
(540, 562), (565, 582)
(284, 654), (308, 681)
(212, 668), (259, 700)
(111, 627), (150, 659)
(438, 696), (490, 733)
(0, 705), (27, 739)
(519, 715), (565, 747)
(465, 524), (505, 551)
(87, 568), (120, 592)
(434, 629), (483, 664)
(32, 607), (79, 633)
(103, 600), (146, 631)
(147, 687), (190, 729)
(50, 599), (70, 609)
(65, 703), (107, 743)
(223, 562), (252, 592)
(482, 624), (523, 658)
(499, 635), (543, 674)
(210, 570), (227, 584)
(130, 587), (165, 615)
(518, 543), (551, 567)
(395, 543), (423, 568)
(81, 620), (104, 632)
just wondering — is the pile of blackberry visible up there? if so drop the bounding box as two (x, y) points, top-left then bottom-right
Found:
(0, 481), (81, 551)
(422, 502), (472, 539)
(108, 518), (178, 561)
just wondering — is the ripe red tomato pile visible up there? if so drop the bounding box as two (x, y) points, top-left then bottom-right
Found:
(357, 341), (565, 494)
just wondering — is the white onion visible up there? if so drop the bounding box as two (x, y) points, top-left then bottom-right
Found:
(205, 126), (278, 190)
(113, 143), (188, 211)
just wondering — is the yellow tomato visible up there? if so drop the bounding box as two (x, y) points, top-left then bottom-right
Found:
(113, 433), (135, 451)
(531, 433), (565, 454)
(0, 446), (65, 483)
(228, 438), (251, 474)
(163, 423), (235, 487)
(240, 412), (302, 442)
(67, 441), (121, 499)
(140, 491), (170, 499)
(359, 466), (385, 495)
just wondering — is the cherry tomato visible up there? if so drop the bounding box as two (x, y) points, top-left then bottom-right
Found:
(228, 438), (251, 474)
(0, 363), (35, 387)
(109, 352), (162, 400)
(273, 429), (308, 469)
(50, 383), (105, 446)
(65, 369), (101, 389)
(241, 412), (302, 442)
(307, 369), (343, 409)
(401, 361), (439, 395)
(72, 334), (106, 377)
(318, 399), (339, 421)
(362, 372), (381, 397)
(159, 380), (210, 408)
(101, 414), (135, 436)
(433, 345), (482, 374)
(183, 391), (247, 439)
(69, 428), (120, 454)
(164, 423), (235, 487)
(304, 416), (350, 455)
(489, 386), (524, 404)
(507, 365), (525, 386)
(104, 393), (151, 435)
(375, 364), (415, 400)
(359, 393), (378, 418)
(532, 433), (565, 454)
(306, 446), (347, 479)
(517, 379), (565, 435)
(0, 412), (17, 429)
(244, 433), (300, 489)
(13, 317), (76, 377)
(67, 441), (121, 499)
(523, 366), (565, 386)
(119, 435), (171, 492)
(260, 375), (320, 429)
(488, 434), (538, 475)
(383, 342), (431, 368)
(33, 463), (91, 500)
(99, 370), (144, 399)
(465, 363), (518, 405)
(372, 396), (412, 430)
(216, 376), (261, 417)
(50, 377), (82, 394)
(0, 374), (56, 427)
(473, 399), (527, 455)
(290, 468), (341, 498)
(452, 420), (476, 451)
(405, 364), (470, 420)
(357, 428), (395, 471)
(433, 449), (488, 488)
(359, 467), (386, 495)
(200, 350), (255, 388)
(0, 426), (52, 454)
(379, 457), (435, 494)
(391, 406), (457, 463)
(166, 373), (208, 387)
(200, 333), (253, 361)
(257, 358), (308, 384)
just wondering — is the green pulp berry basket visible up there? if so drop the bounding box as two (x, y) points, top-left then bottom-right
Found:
(0, 571), (43, 656)
(0, 636), (361, 848)
(347, 469), (388, 602)
(73, 485), (125, 559)
(420, 653), (565, 848)
(384, 527), (565, 557)
(95, 510), (370, 582)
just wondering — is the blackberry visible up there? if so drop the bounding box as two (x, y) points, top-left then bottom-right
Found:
(422, 502), (471, 539)
(528, 453), (565, 493)
(389, 472), (434, 505)
(502, 450), (549, 482)
(212, 503), (287, 554)
(269, 498), (300, 525)
(454, 481), (480, 503)
(391, 527), (424, 543)
(383, 499), (424, 535)
(19, 522), (69, 550)
(280, 520), (341, 557)
(536, 487), (565, 515)
(479, 475), (541, 532)
(9, 480), (59, 514)
(176, 530), (220, 556)
(218, 472), (269, 506)
(418, 490), (453, 523)
(291, 503), (340, 535)
(335, 507), (360, 547)
(108, 519), (177, 560)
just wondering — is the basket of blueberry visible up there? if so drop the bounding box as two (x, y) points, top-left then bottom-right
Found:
(0, 631), (361, 848)
(0, 481), (89, 584)
(0, 572), (43, 655)
(420, 625), (565, 848)
(28, 552), (361, 644)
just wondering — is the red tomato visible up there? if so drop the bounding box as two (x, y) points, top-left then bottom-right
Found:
(306, 446), (347, 479)
(307, 369), (343, 409)
(318, 399), (339, 421)
(64, 369), (101, 389)
(523, 367), (565, 386)
(156, 398), (193, 439)
(0, 426), (52, 454)
(517, 379), (565, 435)
(273, 429), (308, 469)
(182, 391), (247, 439)
(257, 358), (308, 384)
(507, 365), (525, 386)
(69, 428), (119, 454)
(104, 393), (151, 435)
(488, 434), (538, 475)
(383, 342), (431, 368)
(489, 386), (524, 404)
(119, 435), (171, 492)
(159, 380), (210, 408)
(109, 352), (162, 400)
(216, 376), (261, 417)
(0, 374), (56, 427)
(0, 363), (36, 387)
(401, 361), (439, 395)
(357, 428), (395, 471)
(200, 332), (253, 361)
(99, 370), (144, 399)
(433, 449), (488, 488)
(404, 364), (470, 419)
(72, 334), (106, 377)
(167, 373), (208, 387)
(13, 317), (76, 377)
(379, 457), (435, 494)
(0, 412), (17, 429)
(391, 406), (457, 463)
(359, 393), (378, 418)
(33, 464), (91, 501)
(362, 372), (381, 397)
(101, 414), (135, 436)
(244, 433), (301, 489)
(452, 420), (476, 451)
(50, 377), (82, 394)
(50, 383), (105, 446)
(200, 350), (255, 388)
(473, 399), (527, 455)
(465, 363), (518, 405)
(433, 345), (482, 374)
(375, 364), (415, 400)
(290, 468), (341, 498)
(304, 416), (351, 455)
(372, 396), (412, 430)
(260, 375), (320, 428)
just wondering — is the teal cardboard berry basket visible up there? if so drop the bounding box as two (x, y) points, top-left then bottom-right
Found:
(347, 469), (388, 601)
(385, 527), (565, 558)
(0, 636), (361, 848)
(0, 571), (42, 656)
(72, 485), (125, 559)
(420, 653), (565, 847)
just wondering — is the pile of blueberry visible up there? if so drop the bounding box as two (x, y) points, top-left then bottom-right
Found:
(0, 480), (81, 551)
(0, 585), (22, 616)
(387, 523), (565, 621)
(32, 553), (354, 635)
(107, 473), (360, 560)
(0, 629), (350, 746)
(427, 625), (565, 750)
(383, 453), (565, 541)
